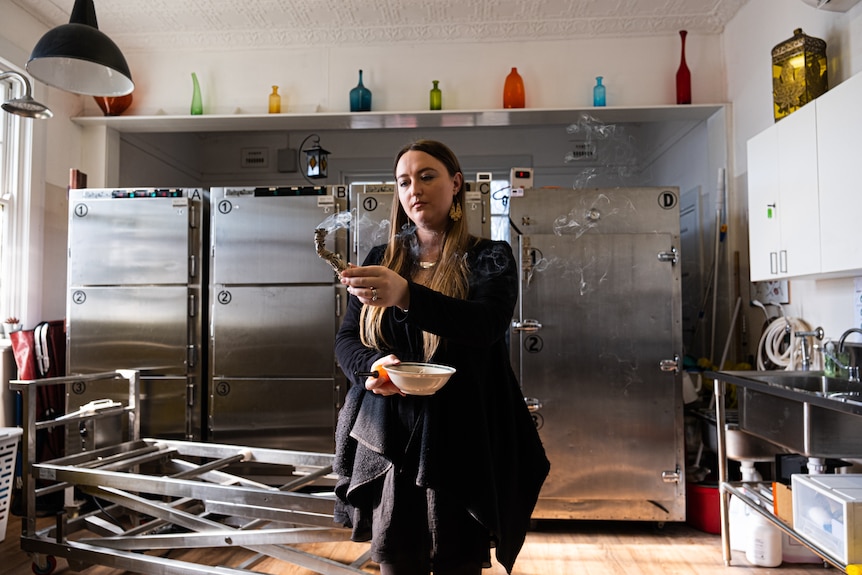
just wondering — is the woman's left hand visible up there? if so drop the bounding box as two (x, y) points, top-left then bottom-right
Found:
(341, 264), (409, 310)
(366, 355), (405, 396)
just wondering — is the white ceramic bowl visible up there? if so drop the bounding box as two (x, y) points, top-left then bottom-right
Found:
(385, 362), (456, 396)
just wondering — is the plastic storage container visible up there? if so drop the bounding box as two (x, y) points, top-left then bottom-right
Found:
(792, 474), (862, 564)
(0, 427), (23, 542)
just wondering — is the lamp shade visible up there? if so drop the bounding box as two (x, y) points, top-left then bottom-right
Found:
(26, 0), (133, 97)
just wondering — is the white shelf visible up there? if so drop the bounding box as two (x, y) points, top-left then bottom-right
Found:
(71, 104), (726, 134)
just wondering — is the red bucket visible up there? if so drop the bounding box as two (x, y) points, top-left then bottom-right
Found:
(686, 482), (721, 534)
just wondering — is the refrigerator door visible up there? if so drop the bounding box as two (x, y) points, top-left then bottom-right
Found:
(351, 182), (489, 265)
(210, 377), (336, 453)
(68, 189), (203, 286)
(66, 376), (191, 454)
(510, 187), (684, 521)
(211, 187), (345, 285)
(210, 285), (337, 378)
(67, 286), (190, 376)
(352, 185), (395, 266)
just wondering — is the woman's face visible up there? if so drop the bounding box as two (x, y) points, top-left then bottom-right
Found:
(395, 150), (461, 234)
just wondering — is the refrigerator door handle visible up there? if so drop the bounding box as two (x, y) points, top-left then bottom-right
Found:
(659, 354), (680, 373)
(524, 397), (543, 412)
(657, 247), (678, 265)
(512, 319), (542, 333)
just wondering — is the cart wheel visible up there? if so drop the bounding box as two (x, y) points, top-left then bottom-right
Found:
(31, 555), (57, 575)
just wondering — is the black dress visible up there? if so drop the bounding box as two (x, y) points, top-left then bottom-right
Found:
(333, 238), (550, 573)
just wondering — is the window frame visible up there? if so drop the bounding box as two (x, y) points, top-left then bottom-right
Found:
(0, 71), (33, 327)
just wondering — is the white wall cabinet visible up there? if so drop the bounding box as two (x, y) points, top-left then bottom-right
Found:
(748, 70), (862, 281)
(747, 103), (820, 281)
(816, 71), (862, 275)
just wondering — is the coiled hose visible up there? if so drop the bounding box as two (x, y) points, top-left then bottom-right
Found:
(756, 315), (816, 371)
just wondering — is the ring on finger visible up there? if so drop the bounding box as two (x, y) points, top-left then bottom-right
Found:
(370, 287), (378, 301)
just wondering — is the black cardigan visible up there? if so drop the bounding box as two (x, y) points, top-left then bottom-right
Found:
(333, 238), (550, 573)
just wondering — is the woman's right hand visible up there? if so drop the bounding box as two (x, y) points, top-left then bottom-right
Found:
(366, 355), (405, 396)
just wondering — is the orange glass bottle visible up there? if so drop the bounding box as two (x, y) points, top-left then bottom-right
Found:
(503, 67), (525, 108)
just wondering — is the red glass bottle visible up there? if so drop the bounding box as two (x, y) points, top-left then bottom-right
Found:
(503, 67), (525, 109)
(676, 30), (692, 105)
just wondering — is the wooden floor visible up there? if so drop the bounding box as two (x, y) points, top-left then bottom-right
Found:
(0, 515), (836, 575)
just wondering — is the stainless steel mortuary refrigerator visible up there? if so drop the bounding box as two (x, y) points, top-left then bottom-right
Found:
(66, 188), (208, 453)
(208, 185), (348, 453)
(509, 187), (685, 522)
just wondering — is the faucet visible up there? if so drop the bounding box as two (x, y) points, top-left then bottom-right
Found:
(793, 326), (824, 371)
(836, 328), (862, 382)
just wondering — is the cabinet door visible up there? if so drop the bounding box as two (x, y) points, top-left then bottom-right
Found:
(748, 104), (820, 281)
(777, 104), (820, 278)
(817, 72), (862, 274)
(747, 127), (780, 281)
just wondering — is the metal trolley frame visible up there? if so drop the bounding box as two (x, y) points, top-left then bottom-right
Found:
(11, 370), (370, 575)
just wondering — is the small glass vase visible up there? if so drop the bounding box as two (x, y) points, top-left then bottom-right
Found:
(269, 85), (281, 114)
(503, 67), (525, 109)
(676, 30), (692, 105)
(94, 92), (133, 116)
(430, 80), (442, 110)
(191, 72), (203, 115)
(350, 70), (372, 112)
(593, 76), (606, 107)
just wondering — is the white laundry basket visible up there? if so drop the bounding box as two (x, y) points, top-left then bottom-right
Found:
(0, 427), (22, 542)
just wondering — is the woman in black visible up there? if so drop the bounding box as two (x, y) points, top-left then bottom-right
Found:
(334, 139), (549, 575)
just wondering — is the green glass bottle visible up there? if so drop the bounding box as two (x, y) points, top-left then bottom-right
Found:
(191, 72), (203, 115)
(430, 80), (442, 110)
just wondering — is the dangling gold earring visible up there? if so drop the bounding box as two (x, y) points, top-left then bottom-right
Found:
(449, 200), (462, 222)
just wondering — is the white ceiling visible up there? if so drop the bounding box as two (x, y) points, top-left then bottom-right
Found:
(12, 0), (752, 52)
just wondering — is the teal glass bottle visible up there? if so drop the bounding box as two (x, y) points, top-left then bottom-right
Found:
(350, 69), (372, 112)
(191, 72), (203, 115)
(430, 80), (442, 110)
(593, 76), (606, 107)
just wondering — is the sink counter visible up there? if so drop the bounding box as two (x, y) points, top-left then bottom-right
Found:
(708, 370), (862, 458)
(706, 369), (862, 570)
(710, 370), (862, 416)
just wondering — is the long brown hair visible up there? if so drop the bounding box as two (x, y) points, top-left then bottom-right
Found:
(360, 140), (475, 360)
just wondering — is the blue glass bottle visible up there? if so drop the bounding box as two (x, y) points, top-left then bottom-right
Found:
(593, 76), (606, 107)
(350, 69), (372, 112)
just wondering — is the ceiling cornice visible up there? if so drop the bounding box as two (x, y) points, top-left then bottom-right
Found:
(11, 0), (750, 52)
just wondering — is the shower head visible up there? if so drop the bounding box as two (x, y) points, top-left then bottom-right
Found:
(1, 70), (53, 119)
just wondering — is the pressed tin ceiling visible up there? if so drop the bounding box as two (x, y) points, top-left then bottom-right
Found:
(12, 0), (750, 52)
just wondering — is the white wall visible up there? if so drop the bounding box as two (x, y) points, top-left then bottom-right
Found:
(105, 34), (725, 117)
(724, 0), (862, 355)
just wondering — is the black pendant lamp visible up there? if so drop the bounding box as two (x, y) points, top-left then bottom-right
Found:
(26, 0), (134, 97)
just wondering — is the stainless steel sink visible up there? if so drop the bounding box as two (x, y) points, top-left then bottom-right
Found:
(710, 370), (862, 458)
(742, 371), (859, 395)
